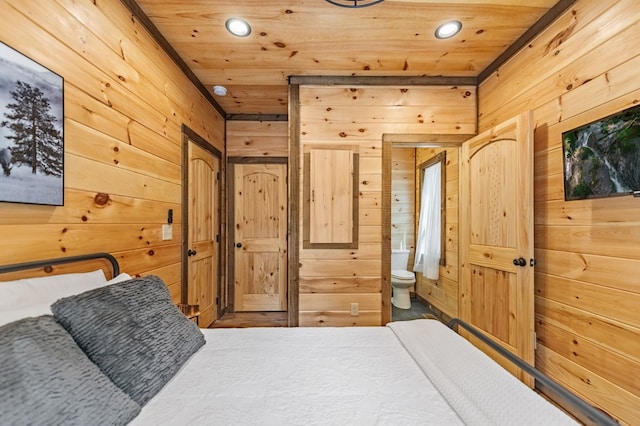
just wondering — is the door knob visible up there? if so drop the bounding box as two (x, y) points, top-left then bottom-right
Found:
(512, 257), (526, 267)
(188, 249), (197, 256)
(236, 242), (242, 248)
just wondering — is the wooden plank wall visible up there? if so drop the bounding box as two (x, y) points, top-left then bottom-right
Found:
(298, 85), (476, 326)
(0, 0), (224, 302)
(478, 0), (640, 423)
(414, 147), (459, 319)
(227, 121), (288, 157)
(391, 148), (415, 270)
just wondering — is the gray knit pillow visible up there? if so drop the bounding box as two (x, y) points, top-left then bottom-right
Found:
(51, 275), (205, 406)
(0, 316), (140, 425)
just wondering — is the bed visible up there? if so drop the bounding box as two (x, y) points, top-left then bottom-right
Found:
(0, 253), (616, 426)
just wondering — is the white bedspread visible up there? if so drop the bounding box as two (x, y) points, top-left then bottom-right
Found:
(132, 324), (463, 426)
(132, 320), (577, 426)
(387, 320), (578, 426)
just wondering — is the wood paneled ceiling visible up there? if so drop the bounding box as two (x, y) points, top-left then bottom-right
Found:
(131, 0), (568, 117)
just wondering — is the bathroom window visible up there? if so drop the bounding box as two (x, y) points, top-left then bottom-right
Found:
(414, 152), (446, 279)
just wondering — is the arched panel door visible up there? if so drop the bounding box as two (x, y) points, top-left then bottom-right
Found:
(187, 140), (221, 328)
(460, 111), (535, 384)
(233, 163), (288, 312)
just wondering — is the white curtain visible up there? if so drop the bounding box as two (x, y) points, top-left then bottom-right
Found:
(413, 161), (441, 280)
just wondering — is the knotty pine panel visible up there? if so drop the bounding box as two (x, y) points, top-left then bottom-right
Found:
(115, 245), (182, 277)
(537, 318), (640, 397)
(536, 197), (640, 226)
(67, 155), (181, 203)
(0, 189), (181, 226)
(299, 293), (381, 311)
(299, 311), (381, 327)
(535, 248), (640, 294)
(535, 296), (640, 366)
(299, 277), (381, 294)
(227, 121), (288, 157)
(535, 344), (640, 426)
(3, 224), (182, 266)
(534, 173), (565, 203)
(299, 260), (382, 277)
(0, 0), (224, 303)
(479, 0), (637, 128)
(301, 121), (477, 141)
(143, 262), (182, 303)
(299, 86), (476, 109)
(479, 1), (640, 421)
(301, 105), (476, 125)
(535, 224), (640, 260)
(66, 120), (181, 184)
(301, 243), (381, 261)
(535, 272), (640, 330)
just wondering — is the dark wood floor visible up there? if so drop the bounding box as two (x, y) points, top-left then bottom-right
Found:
(208, 311), (288, 328)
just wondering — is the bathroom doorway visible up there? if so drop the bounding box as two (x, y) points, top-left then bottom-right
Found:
(382, 134), (473, 324)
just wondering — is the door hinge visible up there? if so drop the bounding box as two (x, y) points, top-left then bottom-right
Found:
(216, 234), (220, 243)
(216, 172), (220, 180)
(216, 297), (219, 305)
(533, 332), (538, 350)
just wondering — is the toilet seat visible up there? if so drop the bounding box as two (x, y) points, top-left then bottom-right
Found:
(391, 270), (415, 281)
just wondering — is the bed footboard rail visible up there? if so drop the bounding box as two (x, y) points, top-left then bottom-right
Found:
(448, 318), (618, 426)
(0, 252), (120, 277)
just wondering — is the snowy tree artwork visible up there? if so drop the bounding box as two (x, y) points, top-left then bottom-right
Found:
(0, 42), (64, 205)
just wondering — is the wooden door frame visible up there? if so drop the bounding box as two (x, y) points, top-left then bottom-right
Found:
(181, 124), (224, 318)
(381, 134), (474, 324)
(227, 157), (288, 314)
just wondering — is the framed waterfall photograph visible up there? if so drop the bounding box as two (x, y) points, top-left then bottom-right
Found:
(562, 103), (640, 201)
(0, 41), (64, 206)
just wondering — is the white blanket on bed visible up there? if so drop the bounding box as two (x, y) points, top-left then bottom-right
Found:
(387, 320), (578, 426)
(131, 325), (463, 426)
(132, 320), (577, 425)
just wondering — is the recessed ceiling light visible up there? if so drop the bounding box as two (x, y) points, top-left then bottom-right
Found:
(213, 85), (227, 96)
(225, 18), (251, 37)
(435, 20), (462, 39)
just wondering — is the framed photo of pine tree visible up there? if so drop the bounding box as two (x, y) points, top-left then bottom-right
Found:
(0, 41), (64, 206)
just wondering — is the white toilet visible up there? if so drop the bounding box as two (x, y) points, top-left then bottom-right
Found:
(391, 249), (415, 309)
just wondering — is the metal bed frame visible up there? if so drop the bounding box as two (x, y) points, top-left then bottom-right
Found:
(0, 253), (617, 425)
(448, 318), (618, 426)
(0, 252), (120, 277)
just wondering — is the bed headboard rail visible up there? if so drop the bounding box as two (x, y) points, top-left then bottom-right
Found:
(448, 318), (617, 426)
(0, 253), (120, 281)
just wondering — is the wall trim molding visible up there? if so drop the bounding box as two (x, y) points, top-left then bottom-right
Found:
(290, 75), (476, 86)
(478, 0), (578, 83)
(226, 114), (288, 121)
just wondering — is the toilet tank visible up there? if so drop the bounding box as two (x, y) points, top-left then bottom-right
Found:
(391, 249), (410, 271)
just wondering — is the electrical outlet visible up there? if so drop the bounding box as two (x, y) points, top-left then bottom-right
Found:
(162, 224), (172, 240)
(350, 302), (359, 317)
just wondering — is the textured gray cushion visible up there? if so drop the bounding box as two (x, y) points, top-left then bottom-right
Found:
(51, 275), (205, 406)
(0, 316), (140, 425)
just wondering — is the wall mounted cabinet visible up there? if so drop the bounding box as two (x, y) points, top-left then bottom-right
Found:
(303, 146), (359, 249)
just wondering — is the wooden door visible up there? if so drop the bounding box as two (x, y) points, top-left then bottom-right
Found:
(187, 140), (221, 327)
(459, 111), (534, 384)
(233, 163), (287, 312)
